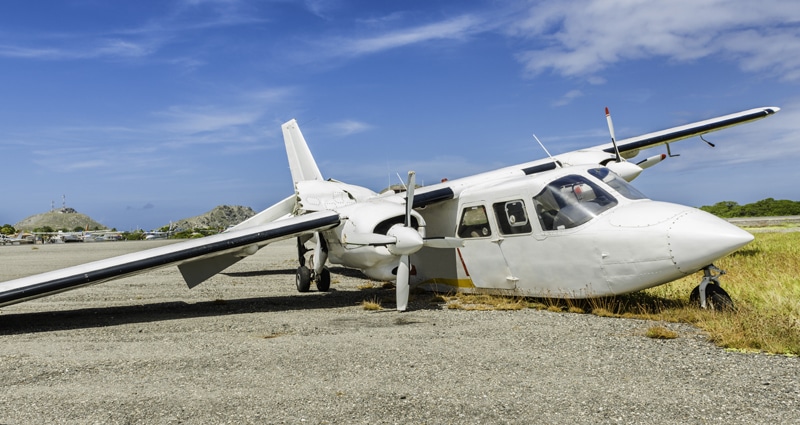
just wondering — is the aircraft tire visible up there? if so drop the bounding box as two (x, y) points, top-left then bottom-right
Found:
(690, 283), (733, 311)
(296, 266), (312, 293)
(316, 268), (331, 292)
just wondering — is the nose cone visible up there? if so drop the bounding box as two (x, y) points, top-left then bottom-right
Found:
(668, 209), (753, 273)
(387, 225), (424, 255)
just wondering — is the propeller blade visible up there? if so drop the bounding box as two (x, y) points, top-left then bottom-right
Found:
(405, 171), (416, 227)
(423, 237), (464, 248)
(605, 107), (622, 162)
(396, 254), (410, 311)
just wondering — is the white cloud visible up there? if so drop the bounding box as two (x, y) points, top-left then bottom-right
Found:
(328, 120), (372, 136)
(0, 39), (153, 60)
(506, 0), (800, 81)
(156, 106), (262, 134)
(552, 89), (583, 107)
(326, 14), (484, 58)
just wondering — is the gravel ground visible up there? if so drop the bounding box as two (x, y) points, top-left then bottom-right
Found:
(1, 240), (798, 424)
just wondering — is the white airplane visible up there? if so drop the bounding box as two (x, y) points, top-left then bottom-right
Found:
(1, 232), (35, 245)
(0, 106), (779, 312)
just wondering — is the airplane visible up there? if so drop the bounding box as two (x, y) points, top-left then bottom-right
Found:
(144, 222), (176, 240)
(1, 232), (35, 245)
(0, 105), (779, 312)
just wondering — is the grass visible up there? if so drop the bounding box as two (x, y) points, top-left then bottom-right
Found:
(436, 293), (528, 311)
(361, 297), (383, 311)
(644, 232), (800, 355)
(645, 326), (678, 340)
(439, 232), (800, 356)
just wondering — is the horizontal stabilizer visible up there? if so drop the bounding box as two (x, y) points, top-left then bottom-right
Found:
(0, 210), (340, 307)
(229, 194), (296, 231)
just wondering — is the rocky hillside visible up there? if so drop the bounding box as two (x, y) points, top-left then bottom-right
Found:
(14, 209), (106, 231)
(171, 205), (256, 231)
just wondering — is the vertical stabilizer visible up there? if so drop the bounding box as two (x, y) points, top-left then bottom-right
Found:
(282, 119), (324, 184)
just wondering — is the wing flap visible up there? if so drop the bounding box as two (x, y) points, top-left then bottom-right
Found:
(179, 252), (245, 289)
(0, 210), (340, 307)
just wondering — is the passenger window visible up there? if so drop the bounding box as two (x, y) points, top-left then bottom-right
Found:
(457, 205), (492, 238)
(533, 175), (618, 231)
(493, 200), (532, 235)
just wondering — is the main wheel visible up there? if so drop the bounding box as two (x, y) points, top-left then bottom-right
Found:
(690, 283), (734, 311)
(296, 266), (312, 293)
(316, 268), (331, 292)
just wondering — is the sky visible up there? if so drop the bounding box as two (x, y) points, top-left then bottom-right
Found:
(1, 0), (799, 231)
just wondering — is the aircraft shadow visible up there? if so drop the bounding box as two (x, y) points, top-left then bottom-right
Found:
(0, 286), (438, 335)
(222, 268), (297, 277)
(221, 267), (369, 279)
(0, 294), (336, 335)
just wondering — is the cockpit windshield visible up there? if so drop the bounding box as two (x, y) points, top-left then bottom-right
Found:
(588, 168), (648, 200)
(533, 175), (617, 231)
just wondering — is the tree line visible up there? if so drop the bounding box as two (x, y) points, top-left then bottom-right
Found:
(700, 198), (800, 218)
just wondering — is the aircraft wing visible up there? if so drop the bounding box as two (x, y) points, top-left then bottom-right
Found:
(0, 210), (340, 307)
(408, 106), (780, 205)
(588, 106), (780, 158)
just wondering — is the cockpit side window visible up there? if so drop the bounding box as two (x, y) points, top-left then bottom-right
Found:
(588, 168), (648, 200)
(457, 205), (492, 238)
(532, 175), (618, 231)
(493, 199), (532, 235)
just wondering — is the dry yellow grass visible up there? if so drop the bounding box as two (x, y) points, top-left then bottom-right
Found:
(357, 281), (376, 290)
(643, 232), (800, 355)
(361, 297), (383, 310)
(439, 293), (528, 311)
(645, 326), (678, 340)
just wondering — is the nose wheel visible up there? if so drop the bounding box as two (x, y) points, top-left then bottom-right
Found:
(689, 265), (734, 310)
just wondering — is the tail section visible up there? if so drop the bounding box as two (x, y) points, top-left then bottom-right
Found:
(282, 119), (324, 185)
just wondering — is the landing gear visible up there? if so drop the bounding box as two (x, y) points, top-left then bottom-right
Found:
(690, 265), (734, 311)
(295, 233), (331, 293)
(296, 265), (312, 292)
(316, 268), (331, 292)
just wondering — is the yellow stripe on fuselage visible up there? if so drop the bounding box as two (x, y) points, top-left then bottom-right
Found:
(420, 278), (475, 289)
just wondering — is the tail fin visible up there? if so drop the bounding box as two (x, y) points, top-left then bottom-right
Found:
(282, 119), (324, 185)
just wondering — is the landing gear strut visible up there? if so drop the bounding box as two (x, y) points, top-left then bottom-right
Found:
(689, 264), (734, 311)
(295, 233), (331, 293)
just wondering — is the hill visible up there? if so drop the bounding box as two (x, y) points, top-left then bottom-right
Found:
(171, 205), (256, 231)
(14, 208), (106, 231)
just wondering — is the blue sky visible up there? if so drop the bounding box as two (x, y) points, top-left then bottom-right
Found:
(1, 0), (798, 231)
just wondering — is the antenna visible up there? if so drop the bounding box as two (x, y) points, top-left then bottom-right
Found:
(532, 133), (559, 166)
(396, 172), (407, 190)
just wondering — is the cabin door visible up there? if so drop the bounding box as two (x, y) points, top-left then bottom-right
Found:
(455, 203), (516, 290)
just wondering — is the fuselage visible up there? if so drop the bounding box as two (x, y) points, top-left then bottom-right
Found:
(320, 164), (753, 298)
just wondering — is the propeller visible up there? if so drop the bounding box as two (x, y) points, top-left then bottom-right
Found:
(604, 107), (646, 182)
(342, 171), (463, 311)
(393, 171), (418, 311)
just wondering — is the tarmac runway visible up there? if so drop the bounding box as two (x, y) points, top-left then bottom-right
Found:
(1, 240), (798, 424)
